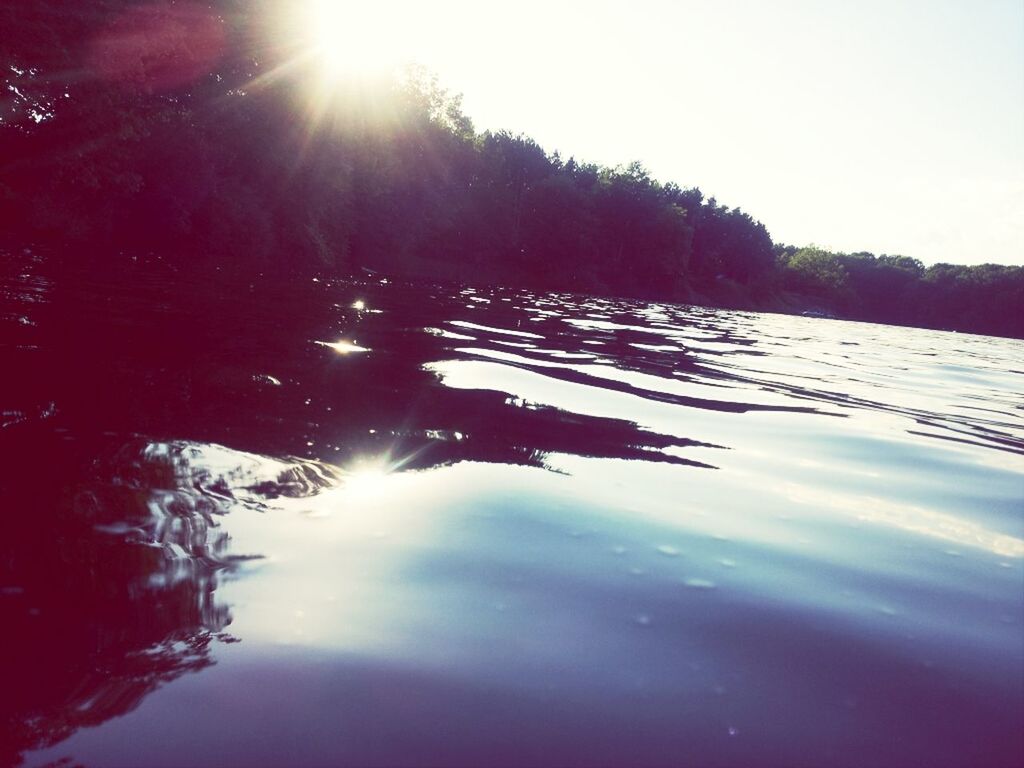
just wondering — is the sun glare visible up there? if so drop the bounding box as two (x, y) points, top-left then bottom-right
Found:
(343, 463), (391, 497)
(303, 0), (408, 81)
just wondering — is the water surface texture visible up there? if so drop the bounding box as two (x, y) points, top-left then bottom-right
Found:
(2, 254), (1022, 767)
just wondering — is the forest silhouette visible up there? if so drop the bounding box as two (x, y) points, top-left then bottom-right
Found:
(2, 0), (1021, 338)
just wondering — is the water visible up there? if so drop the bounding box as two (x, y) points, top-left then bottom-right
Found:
(2, 252), (1022, 767)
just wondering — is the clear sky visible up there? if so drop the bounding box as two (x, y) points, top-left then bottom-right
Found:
(328, 0), (1023, 266)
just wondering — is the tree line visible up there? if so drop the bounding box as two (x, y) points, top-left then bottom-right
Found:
(2, 0), (1021, 338)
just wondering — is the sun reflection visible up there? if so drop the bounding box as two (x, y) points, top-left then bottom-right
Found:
(344, 460), (392, 497)
(317, 339), (369, 354)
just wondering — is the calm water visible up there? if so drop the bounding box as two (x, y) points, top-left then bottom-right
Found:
(2, 252), (1022, 767)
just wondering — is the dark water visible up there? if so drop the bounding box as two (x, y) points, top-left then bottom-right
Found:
(2, 251), (1022, 767)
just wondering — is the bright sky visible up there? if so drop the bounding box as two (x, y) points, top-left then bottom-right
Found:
(311, 0), (1024, 266)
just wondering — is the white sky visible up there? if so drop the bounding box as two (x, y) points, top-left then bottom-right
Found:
(328, 0), (1024, 266)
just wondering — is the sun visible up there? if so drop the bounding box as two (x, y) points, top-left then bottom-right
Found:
(302, 0), (410, 82)
(264, 0), (445, 135)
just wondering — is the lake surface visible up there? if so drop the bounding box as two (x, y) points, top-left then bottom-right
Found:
(3, 250), (1022, 767)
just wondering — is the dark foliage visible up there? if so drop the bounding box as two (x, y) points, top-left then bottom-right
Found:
(1, 1), (1020, 337)
(776, 246), (1024, 338)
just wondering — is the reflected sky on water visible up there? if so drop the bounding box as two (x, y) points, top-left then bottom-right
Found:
(2, 251), (1022, 767)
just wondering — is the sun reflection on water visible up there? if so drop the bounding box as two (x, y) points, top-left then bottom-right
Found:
(317, 339), (370, 354)
(343, 460), (392, 497)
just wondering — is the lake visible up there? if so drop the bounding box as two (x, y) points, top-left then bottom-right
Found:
(3, 250), (1022, 767)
